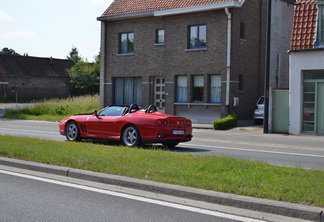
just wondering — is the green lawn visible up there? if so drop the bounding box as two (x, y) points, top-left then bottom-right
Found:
(0, 135), (323, 207)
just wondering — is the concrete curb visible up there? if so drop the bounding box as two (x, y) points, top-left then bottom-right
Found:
(0, 156), (323, 221)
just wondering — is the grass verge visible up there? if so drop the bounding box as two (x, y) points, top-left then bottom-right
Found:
(0, 135), (323, 207)
(3, 95), (99, 122)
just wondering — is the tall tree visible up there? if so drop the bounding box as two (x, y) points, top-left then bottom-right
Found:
(67, 51), (100, 96)
(67, 46), (82, 63)
(0, 47), (20, 55)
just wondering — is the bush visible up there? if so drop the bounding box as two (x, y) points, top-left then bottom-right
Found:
(213, 114), (237, 130)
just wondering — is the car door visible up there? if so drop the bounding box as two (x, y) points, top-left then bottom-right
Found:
(85, 107), (124, 139)
(85, 115), (119, 139)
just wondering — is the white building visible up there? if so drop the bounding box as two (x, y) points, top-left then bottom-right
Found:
(289, 0), (324, 134)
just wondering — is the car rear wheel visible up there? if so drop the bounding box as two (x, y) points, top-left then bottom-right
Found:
(122, 125), (141, 147)
(66, 121), (81, 141)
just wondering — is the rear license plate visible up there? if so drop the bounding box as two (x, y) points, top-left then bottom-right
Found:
(172, 130), (184, 135)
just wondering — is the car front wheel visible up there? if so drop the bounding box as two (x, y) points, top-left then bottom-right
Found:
(121, 125), (141, 147)
(66, 121), (81, 141)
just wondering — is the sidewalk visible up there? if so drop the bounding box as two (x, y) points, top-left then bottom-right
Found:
(0, 156), (323, 221)
(192, 123), (264, 133)
(0, 103), (38, 117)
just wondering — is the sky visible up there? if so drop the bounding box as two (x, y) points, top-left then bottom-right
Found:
(0, 0), (114, 62)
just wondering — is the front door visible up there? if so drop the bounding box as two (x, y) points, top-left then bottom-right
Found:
(154, 77), (165, 113)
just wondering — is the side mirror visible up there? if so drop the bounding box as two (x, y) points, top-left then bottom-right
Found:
(93, 110), (99, 118)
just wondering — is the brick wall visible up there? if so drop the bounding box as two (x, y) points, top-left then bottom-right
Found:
(5, 76), (70, 99)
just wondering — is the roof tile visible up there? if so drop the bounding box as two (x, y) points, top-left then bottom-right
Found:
(101, 0), (242, 17)
(290, 0), (318, 50)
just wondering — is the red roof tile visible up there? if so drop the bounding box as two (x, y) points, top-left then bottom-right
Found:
(290, 0), (318, 50)
(101, 0), (242, 17)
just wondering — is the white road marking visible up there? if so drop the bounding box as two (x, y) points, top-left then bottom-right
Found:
(0, 169), (266, 222)
(185, 143), (324, 158)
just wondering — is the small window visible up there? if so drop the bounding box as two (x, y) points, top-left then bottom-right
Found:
(156, 29), (165, 44)
(176, 76), (187, 102)
(240, 23), (245, 40)
(192, 75), (204, 102)
(188, 25), (206, 49)
(119, 32), (134, 54)
(210, 75), (221, 103)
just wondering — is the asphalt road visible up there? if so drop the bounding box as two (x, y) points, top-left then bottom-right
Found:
(0, 119), (324, 169)
(0, 168), (272, 222)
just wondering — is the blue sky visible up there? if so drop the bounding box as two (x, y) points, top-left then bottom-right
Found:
(0, 0), (114, 62)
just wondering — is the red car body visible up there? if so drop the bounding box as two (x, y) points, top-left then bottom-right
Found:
(59, 104), (192, 147)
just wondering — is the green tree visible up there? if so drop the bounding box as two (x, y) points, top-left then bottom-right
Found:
(67, 46), (82, 63)
(0, 47), (20, 55)
(67, 55), (100, 96)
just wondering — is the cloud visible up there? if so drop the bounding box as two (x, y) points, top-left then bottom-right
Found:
(0, 11), (15, 22)
(0, 31), (36, 38)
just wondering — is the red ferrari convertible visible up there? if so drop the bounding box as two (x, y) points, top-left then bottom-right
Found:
(59, 104), (193, 147)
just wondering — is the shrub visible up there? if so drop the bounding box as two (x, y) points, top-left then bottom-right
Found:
(213, 114), (237, 130)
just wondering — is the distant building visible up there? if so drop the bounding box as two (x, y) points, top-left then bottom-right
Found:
(289, 0), (324, 134)
(97, 0), (294, 124)
(0, 54), (74, 100)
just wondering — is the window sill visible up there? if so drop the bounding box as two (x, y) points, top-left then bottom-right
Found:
(185, 48), (207, 52)
(154, 43), (165, 46)
(117, 53), (135, 56)
(174, 103), (221, 107)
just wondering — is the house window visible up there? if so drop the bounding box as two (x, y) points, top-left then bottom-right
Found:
(156, 29), (165, 44)
(239, 74), (244, 91)
(192, 75), (204, 102)
(176, 76), (187, 102)
(210, 75), (221, 103)
(188, 24), (206, 49)
(114, 77), (142, 105)
(119, 32), (134, 54)
(240, 23), (245, 40)
(319, 2), (324, 44)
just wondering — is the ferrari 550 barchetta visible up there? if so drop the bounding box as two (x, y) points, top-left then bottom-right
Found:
(59, 104), (193, 147)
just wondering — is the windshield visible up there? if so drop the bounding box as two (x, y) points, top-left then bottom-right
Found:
(99, 106), (126, 116)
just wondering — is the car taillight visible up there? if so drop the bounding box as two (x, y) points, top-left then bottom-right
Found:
(255, 105), (259, 110)
(156, 119), (168, 126)
(186, 120), (192, 126)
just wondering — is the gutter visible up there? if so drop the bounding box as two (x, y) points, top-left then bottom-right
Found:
(97, 10), (155, 21)
(288, 47), (324, 53)
(155, 0), (245, 17)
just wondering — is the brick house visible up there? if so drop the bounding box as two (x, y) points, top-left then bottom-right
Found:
(289, 0), (324, 134)
(97, 0), (294, 124)
(0, 54), (74, 100)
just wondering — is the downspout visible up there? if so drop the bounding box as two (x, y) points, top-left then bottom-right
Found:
(225, 8), (232, 109)
(99, 21), (106, 109)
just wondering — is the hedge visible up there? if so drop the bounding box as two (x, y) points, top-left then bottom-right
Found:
(213, 114), (237, 130)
